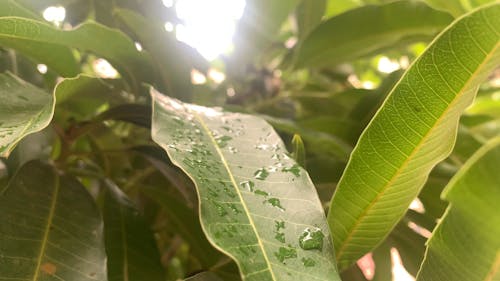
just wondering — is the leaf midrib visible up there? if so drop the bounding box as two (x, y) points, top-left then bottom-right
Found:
(193, 113), (277, 281)
(335, 37), (500, 261)
(32, 170), (59, 281)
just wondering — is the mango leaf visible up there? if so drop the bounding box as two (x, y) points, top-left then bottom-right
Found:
(416, 137), (500, 281)
(295, 0), (326, 40)
(0, 1), (80, 77)
(102, 180), (165, 281)
(0, 160), (107, 280)
(295, 1), (453, 68)
(328, 2), (500, 270)
(0, 72), (54, 158)
(0, 0), (40, 19)
(466, 89), (500, 118)
(233, 0), (300, 62)
(151, 89), (341, 281)
(141, 184), (222, 267)
(0, 17), (152, 88)
(114, 8), (207, 100)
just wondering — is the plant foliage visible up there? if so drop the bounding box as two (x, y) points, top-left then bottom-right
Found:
(0, 0), (498, 280)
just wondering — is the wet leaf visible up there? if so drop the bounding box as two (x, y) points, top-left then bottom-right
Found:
(151, 90), (341, 281)
(0, 73), (54, 158)
(328, 2), (500, 269)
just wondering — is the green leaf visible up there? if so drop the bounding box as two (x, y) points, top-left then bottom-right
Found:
(328, 2), (500, 270)
(233, 0), (300, 61)
(102, 180), (165, 281)
(151, 90), (341, 281)
(0, 160), (107, 280)
(466, 89), (500, 118)
(54, 75), (129, 120)
(141, 184), (222, 267)
(295, 0), (326, 40)
(0, 72), (54, 158)
(0, 17), (152, 87)
(114, 8), (207, 100)
(0, 1), (80, 77)
(0, 0), (41, 19)
(416, 137), (500, 281)
(291, 134), (306, 167)
(295, 1), (453, 68)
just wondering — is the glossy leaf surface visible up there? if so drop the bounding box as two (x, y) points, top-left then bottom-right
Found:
(151, 90), (340, 281)
(0, 161), (107, 280)
(0, 17), (151, 85)
(0, 73), (54, 158)
(0, 1), (80, 76)
(295, 1), (453, 68)
(102, 180), (165, 281)
(328, 3), (500, 269)
(416, 137), (500, 281)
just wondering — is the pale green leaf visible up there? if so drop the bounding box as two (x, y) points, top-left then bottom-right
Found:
(295, 1), (453, 68)
(0, 160), (107, 280)
(0, 17), (152, 87)
(328, 2), (500, 269)
(102, 180), (165, 281)
(0, 1), (80, 76)
(291, 134), (306, 167)
(416, 137), (500, 281)
(151, 90), (341, 281)
(0, 72), (54, 158)
(295, 0), (326, 40)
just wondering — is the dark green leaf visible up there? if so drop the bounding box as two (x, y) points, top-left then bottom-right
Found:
(103, 180), (165, 281)
(0, 160), (107, 280)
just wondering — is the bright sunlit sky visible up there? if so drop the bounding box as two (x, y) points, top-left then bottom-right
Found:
(44, 0), (246, 61)
(166, 0), (246, 60)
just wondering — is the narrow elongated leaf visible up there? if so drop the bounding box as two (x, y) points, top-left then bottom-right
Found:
(295, 0), (326, 40)
(0, 73), (54, 158)
(295, 1), (453, 68)
(0, 17), (152, 87)
(0, 1), (80, 76)
(416, 137), (500, 281)
(102, 180), (165, 281)
(151, 90), (341, 281)
(328, 3), (500, 269)
(0, 160), (107, 280)
(114, 8), (207, 100)
(0, 0), (40, 19)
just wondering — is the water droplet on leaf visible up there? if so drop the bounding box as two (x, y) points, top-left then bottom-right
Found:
(254, 168), (269, 180)
(274, 246), (297, 264)
(275, 232), (285, 243)
(282, 164), (301, 177)
(301, 257), (316, 267)
(299, 227), (324, 250)
(266, 198), (285, 211)
(239, 181), (255, 192)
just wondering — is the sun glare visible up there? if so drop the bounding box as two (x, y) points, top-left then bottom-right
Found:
(171, 0), (246, 60)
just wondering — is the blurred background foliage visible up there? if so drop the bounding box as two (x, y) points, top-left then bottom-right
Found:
(0, 0), (498, 280)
